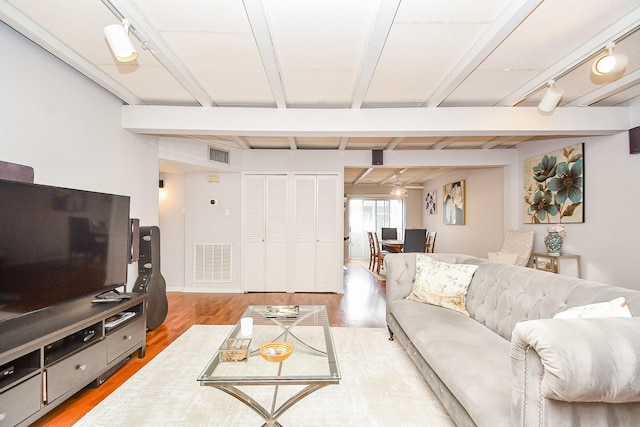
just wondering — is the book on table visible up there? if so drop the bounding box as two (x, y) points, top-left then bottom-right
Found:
(264, 305), (299, 318)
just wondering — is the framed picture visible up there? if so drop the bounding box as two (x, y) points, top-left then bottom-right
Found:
(523, 143), (584, 224)
(425, 190), (436, 215)
(443, 180), (465, 225)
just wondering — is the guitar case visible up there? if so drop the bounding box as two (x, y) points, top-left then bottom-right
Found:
(132, 226), (169, 330)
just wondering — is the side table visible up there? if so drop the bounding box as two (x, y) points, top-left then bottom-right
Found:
(532, 252), (581, 278)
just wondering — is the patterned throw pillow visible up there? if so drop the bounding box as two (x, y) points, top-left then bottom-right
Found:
(553, 297), (632, 319)
(406, 254), (479, 315)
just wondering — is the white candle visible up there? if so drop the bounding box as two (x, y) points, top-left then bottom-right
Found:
(240, 317), (253, 336)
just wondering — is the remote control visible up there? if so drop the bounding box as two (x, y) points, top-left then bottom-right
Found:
(91, 298), (122, 303)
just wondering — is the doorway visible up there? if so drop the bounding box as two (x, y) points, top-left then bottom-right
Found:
(347, 198), (405, 260)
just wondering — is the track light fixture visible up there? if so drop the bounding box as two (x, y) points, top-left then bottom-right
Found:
(538, 80), (564, 113)
(592, 42), (628, 76)
(104, 18), (138, 62)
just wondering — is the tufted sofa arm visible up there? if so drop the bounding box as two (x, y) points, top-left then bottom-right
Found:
(511, 318), (640, 425)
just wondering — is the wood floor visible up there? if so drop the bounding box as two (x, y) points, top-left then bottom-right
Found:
(33, 261), (386, 426)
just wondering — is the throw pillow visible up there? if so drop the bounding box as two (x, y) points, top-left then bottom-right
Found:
(553, 297), (632, 319)
(487, 251), (519, 265)
(406, 254), (479, 315)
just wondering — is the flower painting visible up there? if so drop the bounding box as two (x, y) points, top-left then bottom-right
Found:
(425, 190), (436, 215)
(524, 143), (584, 224)
(443, 181), (465, 225)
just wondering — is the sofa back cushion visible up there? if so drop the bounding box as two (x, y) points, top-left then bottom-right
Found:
(466, 262), (640, 341)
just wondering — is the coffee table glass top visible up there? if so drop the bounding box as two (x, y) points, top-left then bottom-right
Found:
(198, 305), (340, 384)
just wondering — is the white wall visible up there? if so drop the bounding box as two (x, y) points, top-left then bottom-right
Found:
(158, 173), (186, 291)
(517, 132), (640, 289)
(422, 168), (505, 257)
(0, 23), (160, 288)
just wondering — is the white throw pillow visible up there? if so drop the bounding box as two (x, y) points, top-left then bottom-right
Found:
(487, 251), (519, 265)
(553, 297), (632, 319)
(406, 254), (479, 315)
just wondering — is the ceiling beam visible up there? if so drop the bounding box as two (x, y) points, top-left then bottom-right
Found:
(353, 168), (374, 185)
(498, 6), (640, 106)
(231, 136), (252, 150)
(122, 106), (633, 137)
(385, 137), (404, 150)
(243, 0), (287, 108)
(105, 0), (214, 107)
(338, 137), (350, 150)
(424, 0), (543, 108)
(481, 136), (531, 149)
(288, 137), (298, 150)
(0, 1), (142, 105)
(566, 70), (640, 107)
(350, 0), (400, 108)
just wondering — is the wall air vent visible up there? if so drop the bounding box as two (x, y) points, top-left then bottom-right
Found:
(209, 146), (230, 164)
(194, 243), (232, 282)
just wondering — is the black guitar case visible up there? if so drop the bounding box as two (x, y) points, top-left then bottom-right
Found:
(133, 226), (169, 330)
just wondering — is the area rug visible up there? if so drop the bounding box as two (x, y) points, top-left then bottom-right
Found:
(74, 325), (453, 427)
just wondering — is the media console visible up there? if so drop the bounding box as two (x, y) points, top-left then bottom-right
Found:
(0, 293), (147, 426)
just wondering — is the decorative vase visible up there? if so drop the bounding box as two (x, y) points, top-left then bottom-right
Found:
(544, 231), (563, 256)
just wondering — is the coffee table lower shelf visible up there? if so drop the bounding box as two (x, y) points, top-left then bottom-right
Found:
(197, 305), (340, 427)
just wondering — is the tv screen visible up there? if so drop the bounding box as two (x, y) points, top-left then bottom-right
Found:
(0, 179), (130, 323)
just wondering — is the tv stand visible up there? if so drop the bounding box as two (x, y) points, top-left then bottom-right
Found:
(0, 293), (146, 426)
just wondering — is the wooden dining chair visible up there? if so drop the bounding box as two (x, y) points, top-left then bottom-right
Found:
(367, 231), (376, 270)
(373, 232), (389, 274)
(425, 231), (437, 253)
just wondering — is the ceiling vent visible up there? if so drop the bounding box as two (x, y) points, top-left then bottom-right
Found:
(209, 146), (230, 164)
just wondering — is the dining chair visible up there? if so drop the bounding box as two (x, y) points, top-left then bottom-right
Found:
(425, 231), (437, 253)
(403, 229), (427, 253)
(373, 232), (389, 274)
(381, 227), (401, 253)
(381, 227), (397, 240)
(367, 231), (376, 270)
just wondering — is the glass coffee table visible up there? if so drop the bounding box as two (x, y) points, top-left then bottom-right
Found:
(197, 305), (340, 427)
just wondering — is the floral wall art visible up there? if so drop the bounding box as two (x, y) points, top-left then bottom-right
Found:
(443, 181), (465, 225)
(425, 190), (436, 215)
(524, 143), (584, 224)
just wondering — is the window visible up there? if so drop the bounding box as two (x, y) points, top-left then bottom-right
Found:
(347, 198), (404, 260)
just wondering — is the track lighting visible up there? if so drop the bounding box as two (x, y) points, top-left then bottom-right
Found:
(104, 19), (137, 62)
(592, 43), (628, 76)
(538, 80), (564, 113)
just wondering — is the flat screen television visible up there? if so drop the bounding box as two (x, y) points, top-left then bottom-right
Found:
(0, 179), (131, 324)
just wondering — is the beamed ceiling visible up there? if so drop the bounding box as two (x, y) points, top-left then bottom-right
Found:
(2, 0), (639, 187)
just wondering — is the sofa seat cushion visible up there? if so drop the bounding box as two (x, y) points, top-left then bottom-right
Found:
(390, 299), (512, 427)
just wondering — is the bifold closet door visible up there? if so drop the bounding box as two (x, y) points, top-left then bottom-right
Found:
(293, 175), (341, 292)
(243, 175), (287, 292)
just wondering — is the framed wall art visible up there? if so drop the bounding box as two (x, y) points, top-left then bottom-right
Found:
(443, 180), (465, 225)
(523, 143), (584, 224)
(425, 190), (436, 215)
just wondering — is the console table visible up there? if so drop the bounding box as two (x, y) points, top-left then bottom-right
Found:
(532, 252), (581, 278)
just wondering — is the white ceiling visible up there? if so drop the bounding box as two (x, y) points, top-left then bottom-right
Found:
(2, 0), (640, 187)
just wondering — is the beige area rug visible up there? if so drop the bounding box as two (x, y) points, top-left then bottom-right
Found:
(74, 326), (453, 427)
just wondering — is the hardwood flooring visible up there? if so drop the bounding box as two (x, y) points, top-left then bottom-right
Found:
(32, 261), (386, 426)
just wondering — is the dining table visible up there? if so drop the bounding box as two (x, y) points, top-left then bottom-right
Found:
(379, 239), (403, 253)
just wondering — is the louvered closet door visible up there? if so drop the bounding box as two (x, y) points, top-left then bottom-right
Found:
(243, 175), (287, 292)
(314, 175), (340, 291)
(293, 175), (317, 291)
(293, 175), (340, 292)
(244, 175), (266, 291)
(264, 175), (287, 291)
